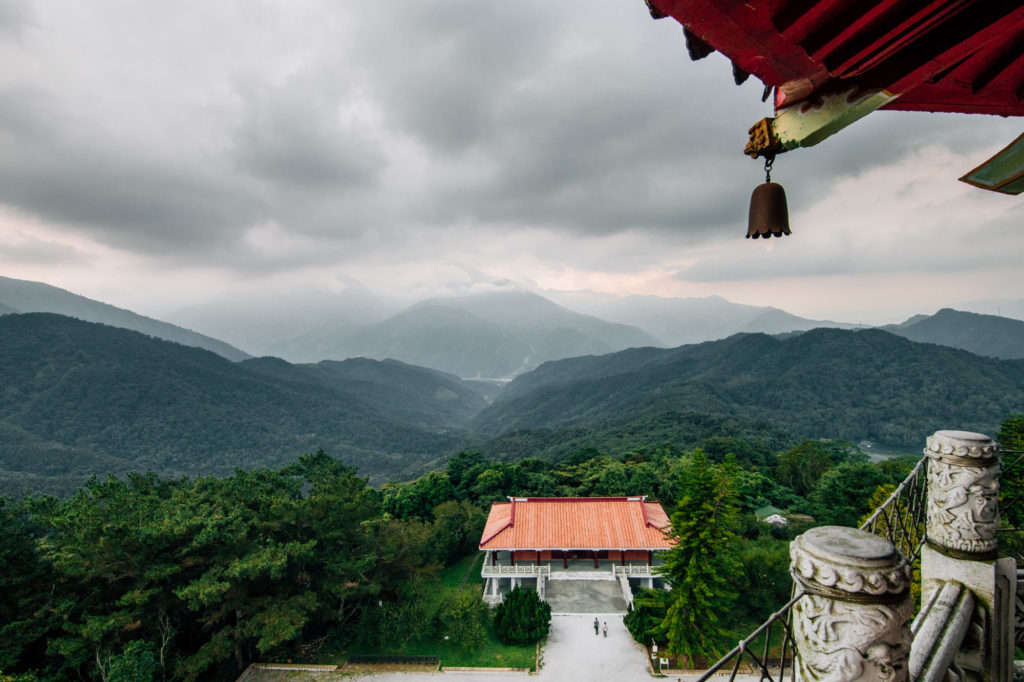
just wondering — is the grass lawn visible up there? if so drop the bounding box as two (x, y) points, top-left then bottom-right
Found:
(327, 553), (537, 671)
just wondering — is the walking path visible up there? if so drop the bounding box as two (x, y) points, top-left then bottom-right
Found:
(348, 614), (655, 682)
(246, 581), (741, 682)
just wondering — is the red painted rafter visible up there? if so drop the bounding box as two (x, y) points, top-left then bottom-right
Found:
(799, 0), (905, 67)
(971, 34), (1024, 94)
(878, 4), (1024, 95)
(773, 0), (851, 42)
(823, 0), (973, 78)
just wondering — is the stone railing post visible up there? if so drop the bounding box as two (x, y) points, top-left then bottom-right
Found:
(790, 526), (913, 682)
(920, 430), (1015, 682)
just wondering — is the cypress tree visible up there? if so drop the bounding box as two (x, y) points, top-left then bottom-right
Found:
(656, 450), (740, 666)
(492, 586), (551, 645)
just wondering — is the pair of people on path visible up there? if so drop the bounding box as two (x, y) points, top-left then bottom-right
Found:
(592, 618), (608, 637)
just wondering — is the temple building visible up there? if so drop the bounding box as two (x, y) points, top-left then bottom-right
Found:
(478, 496), (673, 604)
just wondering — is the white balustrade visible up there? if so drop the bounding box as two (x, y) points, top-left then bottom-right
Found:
(481, 564), (550, 577)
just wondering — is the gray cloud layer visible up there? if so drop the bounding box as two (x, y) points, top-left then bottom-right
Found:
(0, 0), (1020, 316)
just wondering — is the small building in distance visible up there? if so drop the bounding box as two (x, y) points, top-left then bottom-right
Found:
(478, 496), (673, 604)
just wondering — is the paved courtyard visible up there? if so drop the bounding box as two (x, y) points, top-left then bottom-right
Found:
(348, 614), (656, 682)
(545, 579), (627, 614)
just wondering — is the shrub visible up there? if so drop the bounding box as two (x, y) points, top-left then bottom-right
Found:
(623, 601), (657, 644)
(492, 586), (551, 645)
(438, 587), (490, 650)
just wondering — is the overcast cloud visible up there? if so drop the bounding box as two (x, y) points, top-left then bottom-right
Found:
(0, 0), (1021, 324)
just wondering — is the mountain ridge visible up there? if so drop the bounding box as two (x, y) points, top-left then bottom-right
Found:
(471, 328), (1024, 448)
(882, 308), (1024, 359)
(0, 313), (479, 496)
(0, 276), (250, 361)
(315, 291), (661, 379)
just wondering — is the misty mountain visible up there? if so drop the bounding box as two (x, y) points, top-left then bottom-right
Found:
(0, 301), (16, 315)
(953, 298), (1024, 323)
(0, 276), (250, 361)
(318, 291), (661, 379)
(240, 356), (487, 428)
(882, 308), (1024, 360)
(544, 292), (859, 346)
(168, 288), (390, 358)
(0, 313), (478, 496)
(471, 328), (1024, 448)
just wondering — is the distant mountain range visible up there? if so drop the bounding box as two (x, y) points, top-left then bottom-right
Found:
(882, 308), (1024, 360)
(8, 275), (1024, 378)
(0, 276), (250, 361)
(3, 310), (1023, 497)
(309, 292), (659, 379)
(545, 292), (861, 347)
(471, 328), (1024, 448)
(4, 276), (1024, 497)
(0, 313), (481, 496)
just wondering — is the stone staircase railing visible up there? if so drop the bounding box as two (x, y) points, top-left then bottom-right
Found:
(693, 430), (1020, 682)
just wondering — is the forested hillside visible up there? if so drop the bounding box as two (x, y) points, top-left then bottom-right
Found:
(5, 314), (1024, 497)
(240, 356), (487, 428)
(0, 276), (250, 361)
(472, 329), (1024, 448)
(884, 308), (1024, 359)
(0, 314), (479, 496)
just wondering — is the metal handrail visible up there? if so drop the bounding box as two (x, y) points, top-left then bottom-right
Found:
(997, 447), (1024, 529)
(858, 455), (929, 564)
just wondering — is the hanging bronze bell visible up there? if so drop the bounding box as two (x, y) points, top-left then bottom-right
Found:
(747, 181), (790, 238)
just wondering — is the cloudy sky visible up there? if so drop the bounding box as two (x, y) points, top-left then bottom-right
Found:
(1, 0), (1021, 325)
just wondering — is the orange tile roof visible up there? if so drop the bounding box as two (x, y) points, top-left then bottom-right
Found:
(478, 497), (673, 551)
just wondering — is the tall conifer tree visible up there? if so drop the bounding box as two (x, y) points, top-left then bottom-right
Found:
(656, 450), (740, 666)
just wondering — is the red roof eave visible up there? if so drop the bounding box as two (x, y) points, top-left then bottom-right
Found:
(648, 0), (1024, 117)
(477, 497), (674, 551)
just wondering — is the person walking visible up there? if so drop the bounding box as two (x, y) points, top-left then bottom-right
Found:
(593, 617), (599, 635)
(602, 622), (608, 638)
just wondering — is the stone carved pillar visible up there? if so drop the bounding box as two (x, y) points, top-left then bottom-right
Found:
(924, 430), (1000, 557)
(790, 526), (913, 682)
(920, 430), (1014, 682)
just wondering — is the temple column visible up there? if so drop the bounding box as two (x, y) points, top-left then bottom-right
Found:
(790, 526), (913, 682)
(918, 430), (1014, 682)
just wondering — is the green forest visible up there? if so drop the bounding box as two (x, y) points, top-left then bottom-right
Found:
(5, 313), (1024, 500)
(11, 410), (1009, 681)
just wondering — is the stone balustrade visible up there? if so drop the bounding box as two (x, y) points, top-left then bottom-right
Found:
(786, 430), (1017, 682)
(481, 564), (551, 577)
(613, 564), (654, 577)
